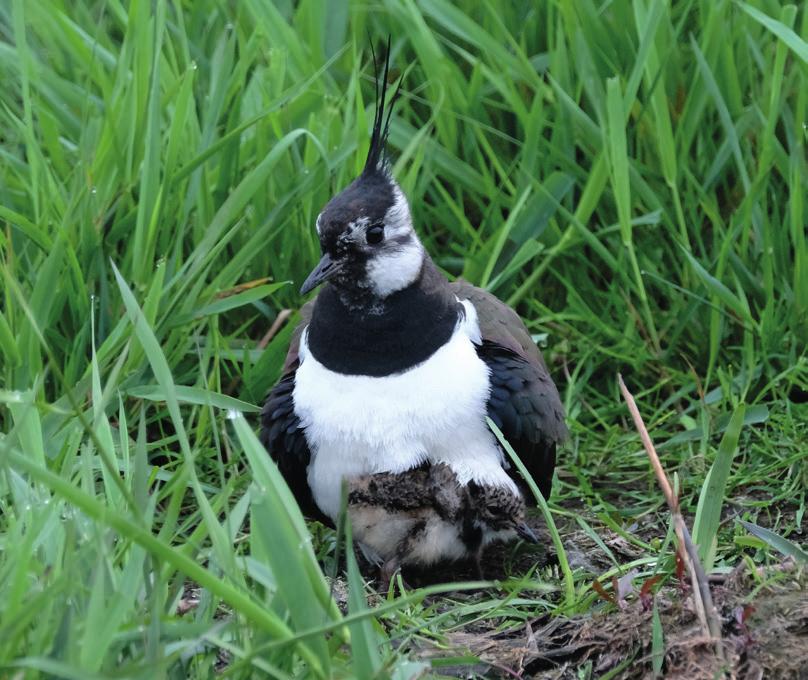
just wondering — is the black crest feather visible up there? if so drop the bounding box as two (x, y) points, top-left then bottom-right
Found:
(363, 36), (403, 177)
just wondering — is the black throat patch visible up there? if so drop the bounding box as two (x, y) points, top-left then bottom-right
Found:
(306, 271), (463, 376)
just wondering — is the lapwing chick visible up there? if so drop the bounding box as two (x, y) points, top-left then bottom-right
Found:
(347, 464), (537, 587)
(261, 40), (566, 564)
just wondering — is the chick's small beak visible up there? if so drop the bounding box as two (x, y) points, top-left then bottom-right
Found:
(300, 252), (340, 295)
(516, 522), (538, 544)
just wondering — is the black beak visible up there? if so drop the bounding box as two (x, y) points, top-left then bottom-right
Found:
(516, 522), (538, 544)
(300, 252), (340, 295)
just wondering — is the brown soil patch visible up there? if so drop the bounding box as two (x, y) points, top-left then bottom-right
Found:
(363, 515), (808, 678)
(413, 580), (807, 678)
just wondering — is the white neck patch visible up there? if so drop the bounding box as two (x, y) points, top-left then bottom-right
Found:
(365, 239), (424, 298)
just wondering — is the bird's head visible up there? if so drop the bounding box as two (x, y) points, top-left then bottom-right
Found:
(300, 41), (424, 303)
(468, 483), (539, 545)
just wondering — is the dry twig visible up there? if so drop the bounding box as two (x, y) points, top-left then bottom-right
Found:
(257, 308), (293, 350)
(225, 309), (293, 396)
(617, 373), (728, 672)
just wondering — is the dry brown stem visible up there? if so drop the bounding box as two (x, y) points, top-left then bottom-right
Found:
(617, 373), (728, 673)
(225, 309), (292, 396)
(257, 308), (292, 350)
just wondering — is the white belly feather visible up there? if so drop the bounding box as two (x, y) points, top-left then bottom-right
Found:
(292, 299), (517, 520)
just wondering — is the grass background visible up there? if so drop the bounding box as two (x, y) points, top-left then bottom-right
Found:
(1, 0), (806, 677)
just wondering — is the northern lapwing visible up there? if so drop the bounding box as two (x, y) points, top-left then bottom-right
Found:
(260, 40), (567, 566)
(348, 463), (537, 586)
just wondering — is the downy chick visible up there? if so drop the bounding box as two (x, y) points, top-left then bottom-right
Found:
(347, 463), (537, 586)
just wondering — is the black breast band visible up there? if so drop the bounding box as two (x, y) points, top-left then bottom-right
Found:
(306, 283), (462, 376)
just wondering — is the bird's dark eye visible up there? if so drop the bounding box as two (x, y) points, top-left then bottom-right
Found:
(366, 224), (384, 245)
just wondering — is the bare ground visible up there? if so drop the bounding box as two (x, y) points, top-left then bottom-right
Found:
(184, 506), (806, 678)
(359, 513), (808, 679)
(409, 576), (807, 679)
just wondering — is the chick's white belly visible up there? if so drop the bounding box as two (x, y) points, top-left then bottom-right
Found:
(350, 506), (469, 566)
(293, 313), (517, 521)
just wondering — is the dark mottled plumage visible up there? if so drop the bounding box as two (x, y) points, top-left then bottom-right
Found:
(347, 463), (535, 584)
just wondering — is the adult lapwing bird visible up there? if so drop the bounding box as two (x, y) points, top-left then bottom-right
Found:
(260, 41), (567, 561)
(348, 463), (537, 586)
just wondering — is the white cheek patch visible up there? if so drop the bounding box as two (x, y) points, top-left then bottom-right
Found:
(365, 239), (424, 298)
(363, 183), (424, 297)
(315, 213), (323, 235)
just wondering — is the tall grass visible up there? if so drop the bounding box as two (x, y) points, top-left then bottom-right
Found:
(1, 0), (806, 676)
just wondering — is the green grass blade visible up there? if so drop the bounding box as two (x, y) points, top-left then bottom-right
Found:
(487, 418), (575, 608)
(168, 282), (290, 327)
(681, 247), (753, 326)
(131, 0), (166, 286)
(738, 2), (808, 64)
(112, 261), (241, 580)
(692, 404), (745, 571)
(605, 77), (632, 248)
(126, 385), (261, 412)
(344, 519), (384, 678)
(651, 599), (664, 678)
(232, 412), (341, 676)
(737, 520), (808, 564)
(0, 441), (298, 641)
